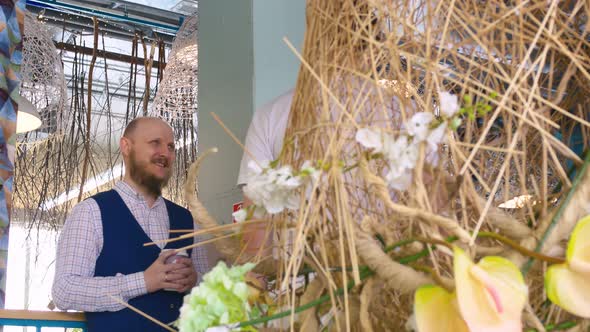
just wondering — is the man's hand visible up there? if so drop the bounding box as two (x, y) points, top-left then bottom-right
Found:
(144, 250), (187, 293)
(166, 256), (198, 293)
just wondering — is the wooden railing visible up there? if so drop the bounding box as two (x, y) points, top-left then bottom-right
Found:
(0, 309), (86, 331)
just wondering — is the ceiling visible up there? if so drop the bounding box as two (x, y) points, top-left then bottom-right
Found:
(26, 0), (198, 45)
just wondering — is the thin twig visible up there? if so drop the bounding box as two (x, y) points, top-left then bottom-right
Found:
(478, 232), (565, 264)
(109, 295), (176, 332)
(77, 18), (99, 203)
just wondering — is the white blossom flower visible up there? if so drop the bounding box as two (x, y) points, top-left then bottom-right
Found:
(392, 135), (419, 170)
(264, 189), (300, 214)
(242, 171), (271, 209)
(243, 161), (302, 214)
(272, 165), (302, 189)
(355, 114), (453, 190)
(407, 112), (434, 142)
(439, 91), (460, 117)
(380, 135), (417, 169)
(385, 167), (413, 191)
(246, 159), (267, 175)
(388, 138), (418, 190)
(355, 128), (384, 151)
(242, 160), (325, 215)
(356, 128), (421, 190)
(425, 122), (448, 165)
(427, 122), (447, 150)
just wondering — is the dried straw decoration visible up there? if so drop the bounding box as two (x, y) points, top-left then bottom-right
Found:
(183, 0), (590, 330)
(20, 11), (68, 143)
(275, 0), (590, 330)
(151, 14), (198, 121)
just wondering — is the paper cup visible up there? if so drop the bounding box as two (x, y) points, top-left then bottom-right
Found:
(162, 249), (188, 265)
(162, 249), (188, 291)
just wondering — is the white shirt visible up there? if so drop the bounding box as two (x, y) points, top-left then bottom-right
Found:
(237, 90), (294, 185)
(52, 181), (209, 312)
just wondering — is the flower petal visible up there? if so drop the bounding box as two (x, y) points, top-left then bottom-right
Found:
(414, 285), (469, 332)
(476, 256), (527, 319)
(426, 123), (447, 165)
(247, 160), (265, 175)
(385, 168), (412, 191)
(454, 247), (526, 332)
(427, 122), (447, 148)
(454, 247), (500, 326)
(356, 128), (384, 151)
(407, 112), (434, 141)
(546, 263), (590, 318)
(566, 214), (590, 273)
(439, 91), (460, 117)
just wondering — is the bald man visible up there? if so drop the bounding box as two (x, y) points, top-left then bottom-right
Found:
(52, 117), (208, 331)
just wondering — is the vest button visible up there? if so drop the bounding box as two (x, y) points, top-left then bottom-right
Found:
(170, 304), (175, 309)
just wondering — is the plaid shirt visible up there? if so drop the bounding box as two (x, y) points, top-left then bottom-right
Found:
(52, 181), (209, 312)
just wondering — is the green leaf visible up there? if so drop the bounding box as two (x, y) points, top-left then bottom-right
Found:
(450, 117), (462, 131)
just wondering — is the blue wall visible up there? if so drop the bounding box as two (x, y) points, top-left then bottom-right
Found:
(253, 0), (306, 109)
(198, 0), (305, 225)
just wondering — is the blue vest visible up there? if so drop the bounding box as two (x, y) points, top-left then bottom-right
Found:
(85, 190), (194, 332)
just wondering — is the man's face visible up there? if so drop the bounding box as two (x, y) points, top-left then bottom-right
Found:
(123, 119), (176, 196)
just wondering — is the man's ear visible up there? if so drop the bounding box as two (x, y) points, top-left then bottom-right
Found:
(120, 136), (132, 157)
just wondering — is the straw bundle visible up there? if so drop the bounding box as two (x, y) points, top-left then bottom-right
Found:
(182, 0), (590, 330)
(274, 0), (589, 330)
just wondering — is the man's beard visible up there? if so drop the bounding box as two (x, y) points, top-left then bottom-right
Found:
(128, 150), (171, 197)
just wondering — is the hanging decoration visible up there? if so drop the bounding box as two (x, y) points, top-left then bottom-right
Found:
(151, 14), (198, 122)
(14, 11), (196, 232)
(19, 11), (68, 144)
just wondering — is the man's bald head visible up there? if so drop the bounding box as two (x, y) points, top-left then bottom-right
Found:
(120, 116), (175, 197)
(123, 117), (172, 139)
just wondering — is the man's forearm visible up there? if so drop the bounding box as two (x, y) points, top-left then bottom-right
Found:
(52, 272), (146, 312)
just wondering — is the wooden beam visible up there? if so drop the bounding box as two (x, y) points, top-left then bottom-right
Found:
(54, 41), (166, 69)
(0, 309), (85, 322)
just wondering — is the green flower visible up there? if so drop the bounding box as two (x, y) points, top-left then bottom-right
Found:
(176, 262), (258, 332)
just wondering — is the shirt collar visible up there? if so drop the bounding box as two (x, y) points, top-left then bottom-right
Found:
(115, 180), (164, 207)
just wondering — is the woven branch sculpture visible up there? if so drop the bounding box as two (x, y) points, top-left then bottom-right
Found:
(21, 11), (68, 142)
(151, 14), (198, 121)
